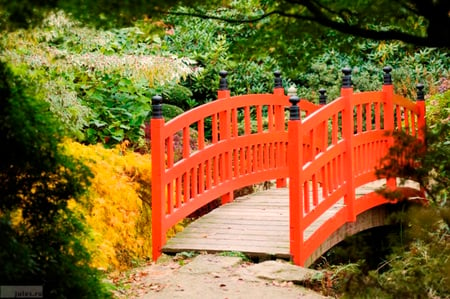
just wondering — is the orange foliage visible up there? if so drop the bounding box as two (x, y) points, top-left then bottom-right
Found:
(64, 140), (152, 272)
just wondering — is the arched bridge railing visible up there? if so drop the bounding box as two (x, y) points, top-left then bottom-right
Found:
(151, 71), (321, 260)
(288, 67), (426, 265)
(151, 67), (426, 265)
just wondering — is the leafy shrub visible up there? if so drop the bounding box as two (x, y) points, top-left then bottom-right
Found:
(291, 42), (449, 102)
(0, 61), (111, 298)
(1, 11), (195, 148)
(79, 74), (153, 147)
(64, 141), (152, 271)
(164, 7), (284, 103)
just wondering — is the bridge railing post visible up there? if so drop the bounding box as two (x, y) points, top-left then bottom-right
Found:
(416, 83), (426, 142)
(217, 70), (233, 204)
(318, 88), (328, 152)
(382, 66), (397, 191)
(341, 67), (356, 222)
(288, 95), (305, 265)
(151, 95), (166, 262)
(273, 70), (287, 188)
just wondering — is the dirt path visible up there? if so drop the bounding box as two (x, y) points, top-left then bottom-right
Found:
(111, 254), (329, 299)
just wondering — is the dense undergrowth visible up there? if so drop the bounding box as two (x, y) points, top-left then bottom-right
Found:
(64, 141), (153, 272)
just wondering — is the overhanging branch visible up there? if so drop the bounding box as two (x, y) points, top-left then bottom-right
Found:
(161, 6), (448, 48)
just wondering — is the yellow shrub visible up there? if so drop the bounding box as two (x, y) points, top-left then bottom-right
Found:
(64, 140), (152, 272)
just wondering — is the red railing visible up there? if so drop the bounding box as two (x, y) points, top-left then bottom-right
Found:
(151, 71), (321, 261)
(151, 67), (426, 265)
(288, 67), (426, 265)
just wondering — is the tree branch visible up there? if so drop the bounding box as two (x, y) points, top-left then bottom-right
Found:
(162, 4), (448, 47)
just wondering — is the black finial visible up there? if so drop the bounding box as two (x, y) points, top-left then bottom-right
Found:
(152, 95), (163, 119)
(416, 83), (425, 101)
(219, 70), (228, 90)
(274, 70), (282, 88)
(289, 96), (300, 120)
(383, 66), (393, 85)
(318, 88), (327, 105)
(342, 67), (352, 88)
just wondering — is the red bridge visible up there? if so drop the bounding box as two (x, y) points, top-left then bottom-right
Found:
(151, 67), (426, 266)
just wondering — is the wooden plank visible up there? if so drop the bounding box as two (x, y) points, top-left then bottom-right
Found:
(164, 187), (291, 258)
(163, 180), (416, 260)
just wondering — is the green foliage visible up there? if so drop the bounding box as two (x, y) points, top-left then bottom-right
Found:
(0, 61), (111, 297)
(164, 7), (283, 103)
(290, 42), (449, 101)
(376, 206), (450, 298)
(80, 73), (153, 147)
(162, 83), (194, 110)
(162, 103), (185, 120)
(1, 11), (194, 148)
(163, 7), (448, 106)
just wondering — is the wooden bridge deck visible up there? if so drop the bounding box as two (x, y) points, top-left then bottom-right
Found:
(163, 181), (390, 259)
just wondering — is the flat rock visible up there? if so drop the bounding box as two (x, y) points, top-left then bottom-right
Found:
(246, 260), (323, 283)
(178, 254), (242, 274)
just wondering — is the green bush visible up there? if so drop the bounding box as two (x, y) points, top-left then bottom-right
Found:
(79, 73), (153, 147)
(0, 61), (111, 298)
(164, 6), (284, 103)
(1, 11), (195, 149)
